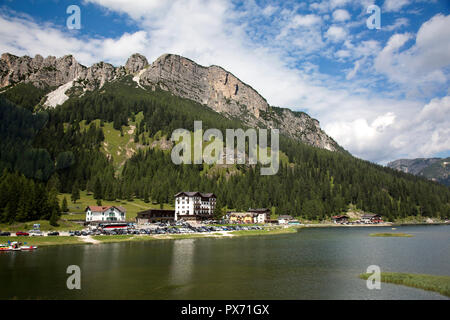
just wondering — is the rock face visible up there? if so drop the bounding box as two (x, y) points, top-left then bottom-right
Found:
(0, 53), (85, 88)
(125, 53), (148, 74)
(0, 52), (342, 152)
(139, 54), (340, 151)
(387, 158), (450, 186)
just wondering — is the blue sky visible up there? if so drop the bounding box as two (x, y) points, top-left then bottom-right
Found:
(0, 0), (449, 163)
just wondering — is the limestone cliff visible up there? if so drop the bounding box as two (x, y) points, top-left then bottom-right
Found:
(0, 52), (342, 152)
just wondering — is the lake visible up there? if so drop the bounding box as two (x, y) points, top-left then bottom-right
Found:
(0, 225), (449, 299)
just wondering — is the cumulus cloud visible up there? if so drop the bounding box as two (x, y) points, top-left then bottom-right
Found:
(325, 96), (450, 163)
(374, 14), (450, 96)
(383, 0), (412, 12)
(325, 26), (348, 42)
(384, 18), (409, 31)
(0, 12), (150, 66)
(332, 9), (351, 22)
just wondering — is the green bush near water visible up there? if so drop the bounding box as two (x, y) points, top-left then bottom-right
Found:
(359, 272), (450, 297)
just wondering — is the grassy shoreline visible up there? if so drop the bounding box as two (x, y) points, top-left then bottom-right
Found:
(359, 272), (450, 297)
(0, 236), (84, 247)
(0, 227), (299, 247)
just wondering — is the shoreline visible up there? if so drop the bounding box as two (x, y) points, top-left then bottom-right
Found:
(0, 227), (299, 247)
(1, 222), (448, 248)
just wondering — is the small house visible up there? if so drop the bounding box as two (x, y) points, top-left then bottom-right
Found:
(229, 212), (254, 224)
(361, 214), (383, 224)
(85, 206), (126, 223)
(278, 215), (293, 224)
(248, 208), (270, 224)
(332, 215), (349, 224)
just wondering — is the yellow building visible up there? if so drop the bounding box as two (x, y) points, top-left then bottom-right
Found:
(229, 212), (254, 224)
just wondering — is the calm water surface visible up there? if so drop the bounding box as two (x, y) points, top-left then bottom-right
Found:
(1, 225), (449, 299)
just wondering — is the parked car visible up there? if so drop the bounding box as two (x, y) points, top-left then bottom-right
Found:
(47, 231), (60, 236)
(16, 231), (29, 236)
(29, 230), (44, 236)
(0, 231), (11, 236)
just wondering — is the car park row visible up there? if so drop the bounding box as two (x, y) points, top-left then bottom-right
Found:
(1, 223), (264, 238)
(68, 223), (264, 236)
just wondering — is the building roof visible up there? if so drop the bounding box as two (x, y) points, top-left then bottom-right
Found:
(174, 191), (216, 198)
(278, 215), (293, 219)
(86, 206), (126, 213)
(332, 215), (348, 219)
(137, 209), (175, 217)
(361, 213), (381, 218)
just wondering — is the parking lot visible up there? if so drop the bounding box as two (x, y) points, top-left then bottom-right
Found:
(67, 222), (264, 237)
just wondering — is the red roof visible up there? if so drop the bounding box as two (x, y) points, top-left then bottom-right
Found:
(86, 206), (126, 213)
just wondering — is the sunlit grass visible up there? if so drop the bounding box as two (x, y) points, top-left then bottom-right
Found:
(0, 236), (83, 246)
(58, 190), (174, 222)
(359, 272), (450, 297)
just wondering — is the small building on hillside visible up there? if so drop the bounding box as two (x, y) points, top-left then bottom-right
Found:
(278, 215), (293, 224)
(85, 206), (126, 223)
(332, 215), (349, 224)
(229, 212), (254, 224)
(248, 208), (270, 224)
(228, 208), (270, 224)
(175, 191), (216, 221)
(361, 214), (383, 224)
(136, 209), (175, 224)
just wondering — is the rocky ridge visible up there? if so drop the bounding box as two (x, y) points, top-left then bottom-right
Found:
(0, 52), (341, 152)
(387, 157), (450, 186)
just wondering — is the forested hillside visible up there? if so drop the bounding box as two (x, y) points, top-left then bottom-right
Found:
(1, 76), (449, 224)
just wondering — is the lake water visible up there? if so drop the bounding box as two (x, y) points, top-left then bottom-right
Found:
(0, 225), (449, 300)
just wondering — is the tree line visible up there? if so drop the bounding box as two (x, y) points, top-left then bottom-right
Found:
(1, 77), (449, 224)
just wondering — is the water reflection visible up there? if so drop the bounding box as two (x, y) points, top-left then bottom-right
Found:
(168, 239), (195, 288)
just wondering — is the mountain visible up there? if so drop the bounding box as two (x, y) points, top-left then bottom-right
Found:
(387, 158), (450, 186)
(1, 51), (450, 224)
(0, 52), (342, 152)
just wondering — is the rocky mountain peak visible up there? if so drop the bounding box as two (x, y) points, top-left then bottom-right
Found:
(0, 52), (86, 88)
(125, 53), (148, 74)
(0, 51), (342, 152)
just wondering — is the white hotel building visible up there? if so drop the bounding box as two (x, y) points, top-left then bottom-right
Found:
(174, 192), (216, 221)
(85, 206), (126, 223)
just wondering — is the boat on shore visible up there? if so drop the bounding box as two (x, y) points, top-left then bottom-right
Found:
(0, 241), (38, 251)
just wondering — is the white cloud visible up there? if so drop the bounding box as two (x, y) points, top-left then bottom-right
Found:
(325, 96), (450, 163)
(0, 12), (151, 66)
(374, 14), (450, 96)
(325, 26), (348, 42)
(292, 14), (322, 27)
(332, 9), (350, 22)
(384, 18), (409, 31)
(346, 59), (361, 79)
(383, 0), (411, 12)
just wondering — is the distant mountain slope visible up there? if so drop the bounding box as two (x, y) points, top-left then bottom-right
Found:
(0, 52), (343, 152)
(387, 158), (450, 186)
